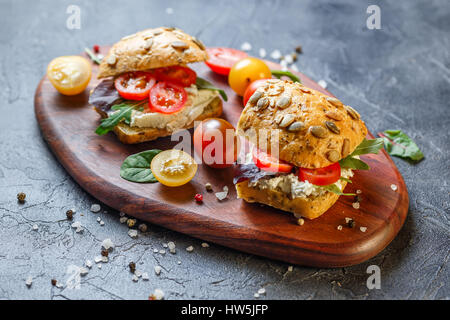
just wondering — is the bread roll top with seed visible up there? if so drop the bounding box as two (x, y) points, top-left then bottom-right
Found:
(98, 27), (207, 78)
(236, 79), (367, 169)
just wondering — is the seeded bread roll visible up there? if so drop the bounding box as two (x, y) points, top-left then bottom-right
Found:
(236, 179), (347, 219)
(98, 27), (207, 79)
(236, 79), (367, 169)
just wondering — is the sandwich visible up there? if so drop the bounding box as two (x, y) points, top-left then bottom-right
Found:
(234, 79), (383, 219)
(89, 27), (224, 144)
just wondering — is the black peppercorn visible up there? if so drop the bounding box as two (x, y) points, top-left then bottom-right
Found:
(348, 219), (356, 228)
(66, 210), (73, 220)
(129, 262), (136, 273)
(17, 192), (26, 203)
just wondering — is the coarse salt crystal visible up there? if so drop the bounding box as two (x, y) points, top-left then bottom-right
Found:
(360, 226), (367, 232)
(356, 189), (362, 194)
(345, 217), (352, 223)
(135, 270), (142, 278)
(287, 266), (293, 272)
(79, 267), (89, 276)
(90, 204), (101, 213)
(284, 54), (294, 64)
(85, 260), (93, 268)
(201, 242), (209, 248)
(100, 221), (105, 226)
(215, 186), (229, 201)
(153, 248), (159, 253)
(32, 224), (38, 231)
(154, 266), (162, 275)
(168, 242), (176, 253)
(259, 48), (266, 58)
(102, 238), (114, 251)
(119, 217), (128, 224)
(270, 49), (282, 60)
(258, 288), (266, 295)
(159, 249), (166, 255)
(254, 293), (260, 298)
(132, 275), (139, 282)
(240, 42), (252, 51)
(186, 245), (194, 252)
(391, 184), (398, 191)
(142, 272), (149, 281)
(128, 229), (138, 239)
(318, 80), (327, 89)
(337, 225), (343, 231)
(25, 276), (32, 287)
(352, 202), (360, 209)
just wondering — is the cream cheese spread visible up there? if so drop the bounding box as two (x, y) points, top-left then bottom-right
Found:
(130, 85), (218, 131)
(248, 161), (354, 199)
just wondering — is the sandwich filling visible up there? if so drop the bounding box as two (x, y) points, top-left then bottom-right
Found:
(130, 85), (219, 131)
(238, 152), (353, 199)
(248, 168), (353, 199)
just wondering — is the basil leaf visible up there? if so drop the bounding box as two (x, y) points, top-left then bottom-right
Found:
(95, 104), (133, 135)
(350, 138), (384, 156)
(95, 101), (146, 135)
(120, 150), (162, 183)
(339, 157), (370, 170)
(196, 77), (228, 101)
(378, 130), (424, 162)
(271, 70), (301, 83)
(340, 177), (352, 183)
(322, 184), (356, 196)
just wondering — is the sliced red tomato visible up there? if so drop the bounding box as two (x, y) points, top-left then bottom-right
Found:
(154, 66), (197, 87)
(149, 81), (187, 114)
(252, 148), (294, 173)
(243, 79), (270, 106)
(114, 71), (156, 100)
(205, 47), (248, 75)
(298, 162), (341, 186)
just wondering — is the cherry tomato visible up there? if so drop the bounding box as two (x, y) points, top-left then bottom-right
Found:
(243, 79), (270, 106)
(149, 81), (187, 114)
(298, 162), (341, 186)
(252, 148), (294, 173)
(154, 66), (197, 87)
(151, 149), (197, 187)
(205, 47), (248, 75)
(114, 71), (156, 100)
(228, 57), (272, 96)
(47, 56), (92, 96)
(193, 118), (240, 168)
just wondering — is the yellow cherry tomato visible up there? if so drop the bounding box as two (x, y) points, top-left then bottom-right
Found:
(151, 149), (197, 187)
(47, 56), (92, 95)
(228, 57), (271, 96)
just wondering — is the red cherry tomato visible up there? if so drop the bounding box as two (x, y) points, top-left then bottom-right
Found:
(243, 79), (270, 106)
(252, 148), (294, 173)
(114, 72), (156, 100)
(149, 81), (187, 114)
(193, 118), (240, 168)
(205, 47), (248, 75)
(298, 162), (341, 186)
(154, 66), (197, 87)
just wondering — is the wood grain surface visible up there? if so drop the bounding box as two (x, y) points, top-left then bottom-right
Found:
(34, 47), (408, 267)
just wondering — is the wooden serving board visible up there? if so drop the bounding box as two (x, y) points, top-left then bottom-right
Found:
(34, 47), (408, 267)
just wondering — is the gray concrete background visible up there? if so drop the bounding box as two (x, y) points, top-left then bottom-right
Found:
(0, 0), (448, 300)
